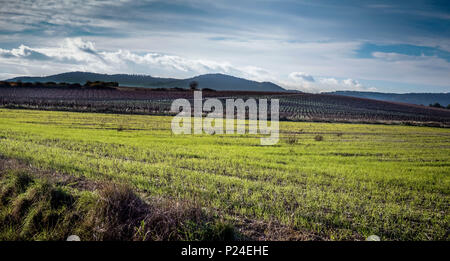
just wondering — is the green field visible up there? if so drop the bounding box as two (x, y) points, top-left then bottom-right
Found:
(0, 109), (449, 240)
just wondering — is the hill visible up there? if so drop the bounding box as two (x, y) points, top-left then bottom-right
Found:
(326, 91), (450, 107)
(156, 73), (285, 92)
(6, 72), (286, 92)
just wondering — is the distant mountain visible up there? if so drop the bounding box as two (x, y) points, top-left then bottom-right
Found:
(327, 91), (450, 106)
(6, 72), (286, 92)
(157, 73), (286, 92)
(6, 72), (177, 87)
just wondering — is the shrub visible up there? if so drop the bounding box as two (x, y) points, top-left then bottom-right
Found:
(0, 81), (11, 87)
(89, 183), (237, 241)
(286, 135), (298, 144)
(68, 83), (82, 88)
(189, 81), (199, 90)
(429, 102), (444, 108)
(314, 135), (323, 141)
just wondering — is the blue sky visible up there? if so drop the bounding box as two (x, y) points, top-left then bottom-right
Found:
(0, 0), (449, 93)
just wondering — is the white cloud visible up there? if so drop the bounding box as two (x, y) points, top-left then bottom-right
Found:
(371, 52), (427, 61)
(0, 38), (278, 83)
(0, 0), (131, 33)
(318, 77), (376, 92)
(283, 73), (376, 93)
(342, 78), (363, 89)
(318, 77), (339, 85)
(288, 72), (315, 82)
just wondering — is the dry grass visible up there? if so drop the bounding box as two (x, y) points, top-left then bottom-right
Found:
(0, 157), (317, 241)
(0, 158), (236, 241)
(90, 183), (234, 241)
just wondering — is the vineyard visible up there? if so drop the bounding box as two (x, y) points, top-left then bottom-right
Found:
(1, 84), (450, 126)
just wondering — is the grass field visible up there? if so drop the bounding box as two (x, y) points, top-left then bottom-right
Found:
(0, 108), (449, 240)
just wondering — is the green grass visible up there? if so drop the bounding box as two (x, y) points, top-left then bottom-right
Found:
(0, 108), (449, 240)
(0, 169), (235, 241)
(0, 169), (94, 240)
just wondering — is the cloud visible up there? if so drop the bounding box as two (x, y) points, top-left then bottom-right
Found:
(284, 72), (376, 93)
(317, 77), (376, 92)
(0, 45), (51, 60)
(0, 0), (132, 34)
(1, 38), (373, 93)
(0, 38), (277, 83)
(0, 37), (448, 93)
(342, 78), (363, 89)
(370, 51), (436, 62)
(355, 43), (450, 62)
(288, 72), (315, 82)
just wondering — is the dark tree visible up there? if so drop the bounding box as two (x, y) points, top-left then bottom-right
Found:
(430, 102), (443, 108)
(189, 81), (199, 90)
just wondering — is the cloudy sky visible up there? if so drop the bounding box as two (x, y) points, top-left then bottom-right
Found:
(0, 0), (449, 93)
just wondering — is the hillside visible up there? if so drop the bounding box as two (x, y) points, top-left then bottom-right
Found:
(327, 91), (450, 107)
(157, 73), (286, 92)
(6, 72), (286, 92)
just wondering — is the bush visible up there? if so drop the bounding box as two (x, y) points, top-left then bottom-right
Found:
(314, 135), (323, 141)
(429, 102), (444, 109)
(189, 81), (199, 90)
(0, 81), (11, 87)
(88, 183), (237, 241)
(68, 83), (82, 88)
(286, 135), (298, 144)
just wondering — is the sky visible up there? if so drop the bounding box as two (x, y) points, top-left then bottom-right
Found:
(0, 0), (449, 93)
